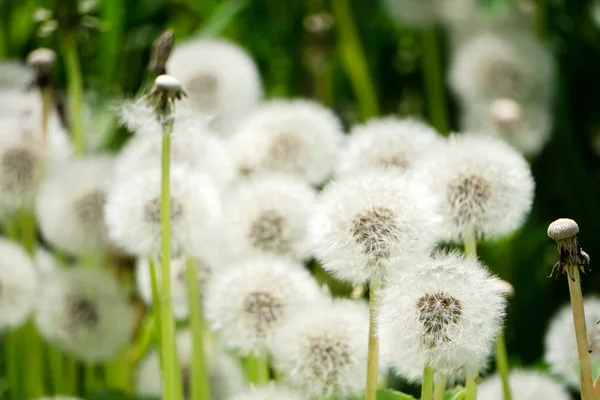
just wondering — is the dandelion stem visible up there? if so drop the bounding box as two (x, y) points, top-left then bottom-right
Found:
(592, 374), (600, 400)
(129, 314), (157, 366)
(567, 266), (594, 400)
(47, 345), (65, 394)
(433, 374), (447, 400)
(41, 86), (53, 147)
(331, 0), (379, 120)
(24, 321), (45, 397)
(6, 330), (21, 400)
(244, 353), (269, 384)
(495, 332), (512, 400)
(63, 33), (85, 156)
(84, 363), (99, 395)
(464, 231), (477, 258)
(421, 365), (434, 400)
(19, 209), (36, 255)
(365, 276), (382, 400)
(465, 370), (478, 400)
(159, 126), (183, 400)
(421, 28), (449, 134)
(185, 258), (211, 400)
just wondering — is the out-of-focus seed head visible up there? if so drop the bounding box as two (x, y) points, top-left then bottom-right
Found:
(489, 98), (522, 128)
(478, 369), (571, 400)
(27, 48), (56, 71)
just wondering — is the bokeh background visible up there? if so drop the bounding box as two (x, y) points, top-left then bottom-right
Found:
(2, 0), (600, 393)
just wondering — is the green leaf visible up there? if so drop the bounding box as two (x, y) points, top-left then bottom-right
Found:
(445, 388), (466, 400)
(376, 388), (417, 400)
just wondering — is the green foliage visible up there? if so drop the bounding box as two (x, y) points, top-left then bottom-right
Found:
(88, 389), (160, 400)
(444, 388), (466, 400)
(376, 388), (417, 400)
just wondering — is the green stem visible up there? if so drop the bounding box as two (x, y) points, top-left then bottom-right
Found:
(421, 365), (435, 400)
(495, 332), (512, 400)
(129, 314), (157, 366)
(464, 230), (477, 258)
(433, 374), (447, 400)
(421, 28), (450, 134)
(567, 267), (594, 400)
(63, 33), (85, 156)
(365, 276), (382, 400)
(244, 353), (269, 384)
(465, 370), (478, 400)
(159, 126), (183, 400)
(19, 209), (36, 255)
(84, 363), (98, 395)
(331, 0), (379, 120)
(47, 345), (65, 394)
(6, 330), (21, 400)
(65, 356), (78, 395)
(24, 321), (45, 397)
(186, 259), (211, 400)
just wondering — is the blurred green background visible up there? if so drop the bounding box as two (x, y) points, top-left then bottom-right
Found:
(1, 0), (600, 386)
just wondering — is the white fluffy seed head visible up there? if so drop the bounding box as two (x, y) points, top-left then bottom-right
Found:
(166, 38), (262, 134)
(135, 329), (246, 400)
(116, 132), (236, 186)
(104, 166), (223, 257)
(478, 369), (570, 400)
(309, 169), (442, 285)
(229, 99), (344, 185)
(136, 238), (232, 320)
(27, 48), (56, 69)
(449, 31), (554, 104)
(0, 238), (37, 329)
(335, 117), (442, 178)
(271, 299), (370, 399)
(34, 267), (135, 362)
(378, 251), (506, 383)
(204, 256), (324, 355)
(36, 156), (115, 256)
(36, 397), (84, 400)
(460, 100), (551, 156)
(226, 173), (317, 261)
(545, 297), (600, 387)
(0, 61), (35, 89)
(227, 384), (304, 400)
(384, 0), (475, 26)
(411, 134), (534, 243)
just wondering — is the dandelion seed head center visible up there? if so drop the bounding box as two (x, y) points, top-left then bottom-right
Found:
(350, 207), (399, 260)
(306, 334), (352, 377)
(143, 197), (184, 224)
(447, 174), (492, 225)
(416, 292), (463, 346)
(266, 131), (307, 170)
(175, 259), (211, 285)
(486, 61), (524, 96)
(1, 147), (36, 191)
(249, 210), (291, 253)
(375, 154), (409, 170)
(187, 73), (219, 110)
(73, 189), (107, 228)
(68, 296), (99, 330)
(242, 290), (284, 335)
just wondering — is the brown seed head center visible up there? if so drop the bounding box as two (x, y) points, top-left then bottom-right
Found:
(416, 292), (463, 347)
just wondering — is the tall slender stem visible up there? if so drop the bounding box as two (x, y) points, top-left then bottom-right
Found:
(365, 276), (382, 400)
(185, 258), (211, 400)
(47, 345), (65, 394)
(495, 333), (512, 400)
(159, 127), (183, 400)
(63, 34), (85, 156)
(244, 353), (269, 384)
(464, 231), (477, 258)
(331, 0), (379, 120)
(567, 267), (594, 400)
(24, 321), (45, 398)
(433, 374), (447, 400)
(465, 370), (478, 400)
(421, 365), (434, 400)
(421, 28), (449, 134)
(6, 330), (21, 400)
(592, 374), (600, 400)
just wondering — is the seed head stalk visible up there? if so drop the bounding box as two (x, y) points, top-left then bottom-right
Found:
(421, 365), (434, 400)
(244, 353), (269, 384)
(63, 34), (85, 156)
(433, 375), (447, 400)
(365, 275), (382, 400)
(185, 258), (211, 400)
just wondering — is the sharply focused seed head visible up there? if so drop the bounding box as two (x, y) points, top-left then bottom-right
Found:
(350, 207), (400, 262)
(416, 292), (463, 347)
(548, 218), (579, 242)
(447, 174), (492, 230)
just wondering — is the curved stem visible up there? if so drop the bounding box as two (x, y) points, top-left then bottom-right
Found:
(567, 267), (594, 400)
(433, 374), (447, 400)
(365, 276), (382, 400)
(331, 0), (379, 120)
(159, 128), (183, 400)
(421, 365), (434, 400)
(185, 258), (211, 400)
(63, 34), (85, 156)
(421, 28), (449, 134)
(495, 332), (512, 400)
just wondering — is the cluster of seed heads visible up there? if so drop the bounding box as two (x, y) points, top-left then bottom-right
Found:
(249, 211), (291, 253)
(447, 174), (491, 235)
(243, 290), (284, 337)
(416, 292), (463, 348)
(351, 207), (399, 262)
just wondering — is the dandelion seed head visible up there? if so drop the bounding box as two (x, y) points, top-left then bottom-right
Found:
(227, 384), (304, 400)
(0, 61), (34, 89)
(272, 299), (369, 399)
(545, 297), (600, 387)
(27, 48), (56, 70)
(35, 267), (135, 362)
(335, 117), (441, 178)
(104, 166), (222, 256)
(204, 256), (323, 355)
(411, 134), (534, 242)
(229, 99), (343, 184)
(167, 38), (262, 134)
(478, 369), (570, 400)
(36, 156), (115, 256)
(0, 238), (37, 329)
(547, 218), (579, 242)
(310, 169), (442, 285)
(384, 0), (476, 27)
(378, 251), (506, 383)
